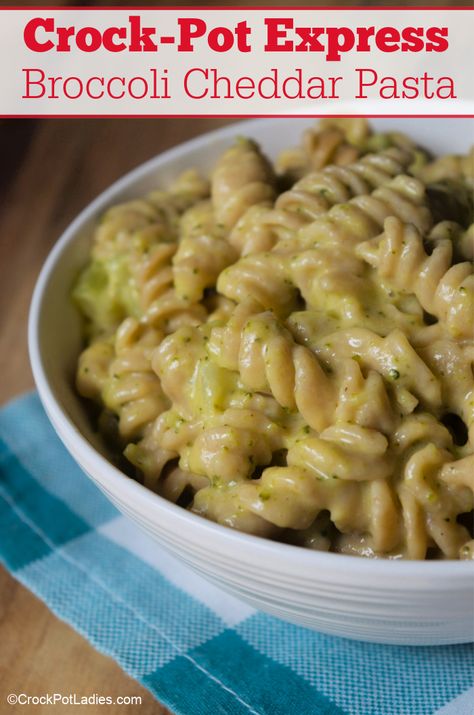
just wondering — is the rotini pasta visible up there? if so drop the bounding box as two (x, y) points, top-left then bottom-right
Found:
(74, 120), (474, 560)
(357, 216), (474, 340)
(229, 145), (416, 255)
(275, 118), (368, 180)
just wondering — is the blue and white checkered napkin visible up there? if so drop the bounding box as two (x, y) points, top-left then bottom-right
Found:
(1, 393), (473, 715)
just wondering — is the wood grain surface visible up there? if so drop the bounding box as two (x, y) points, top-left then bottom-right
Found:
(0, 0), (468, 712)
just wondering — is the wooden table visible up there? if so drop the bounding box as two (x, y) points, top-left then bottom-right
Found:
(0, 0), (468, 711)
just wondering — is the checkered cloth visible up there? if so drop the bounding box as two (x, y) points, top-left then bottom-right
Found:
(1, 393), (473, 715)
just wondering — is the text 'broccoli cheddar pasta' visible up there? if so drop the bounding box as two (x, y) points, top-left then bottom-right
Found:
(73, 119), (474, 560)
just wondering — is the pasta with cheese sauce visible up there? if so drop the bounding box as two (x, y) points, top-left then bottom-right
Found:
(73, 120), (474, 560)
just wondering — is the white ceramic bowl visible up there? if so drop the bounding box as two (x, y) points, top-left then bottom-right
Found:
(29, 118), (474, 645)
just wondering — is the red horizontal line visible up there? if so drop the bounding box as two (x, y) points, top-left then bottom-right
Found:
(2, 114), (473, 119)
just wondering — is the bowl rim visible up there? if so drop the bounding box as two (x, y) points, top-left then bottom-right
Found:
(28, 117), (474, 579)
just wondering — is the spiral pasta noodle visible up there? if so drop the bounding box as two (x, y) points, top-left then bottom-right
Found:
(73, 169), (209, 336)
(357, 216), (474, 340)
(414, 145), (474, 185)
(276, 119), (369, 180)
(229, 145), (416, 255)
(172, 200), (238, 302)
(74, 120), (474, 560)
(218, 173), (432, 331)
(211, 137), (276, 233)
(77, 318), (168, 442)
